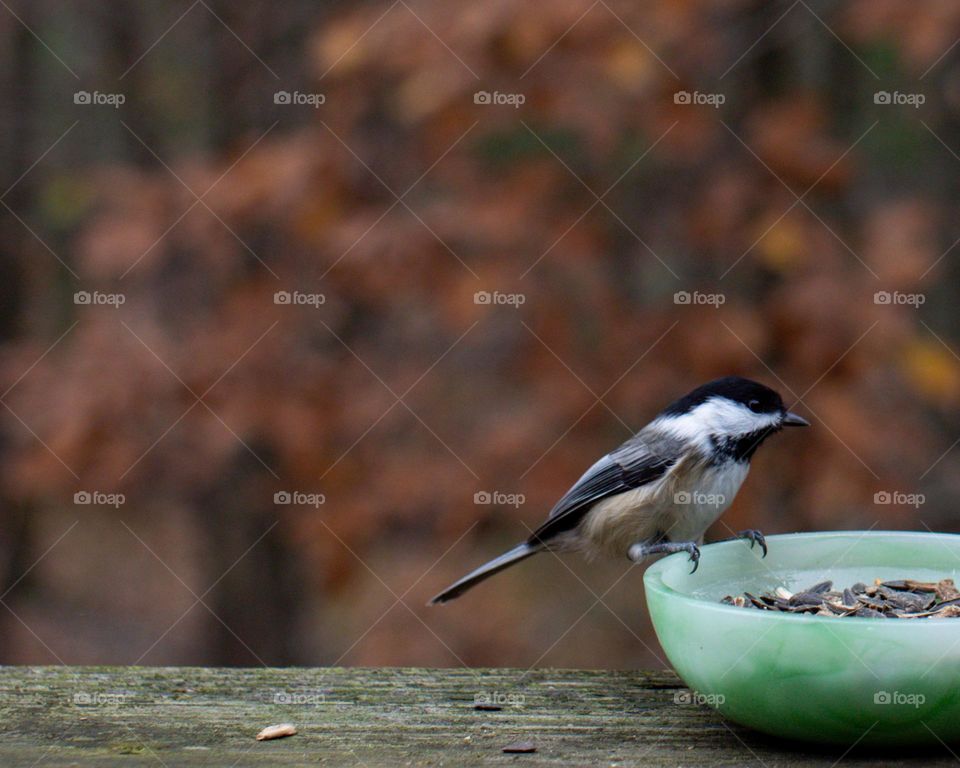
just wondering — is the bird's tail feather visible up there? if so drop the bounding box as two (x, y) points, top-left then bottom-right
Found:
(429, 543), (539, 604)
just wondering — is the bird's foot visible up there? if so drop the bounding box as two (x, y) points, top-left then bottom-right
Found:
(628, 540), (701, 573)
(725, 529), (767, 558)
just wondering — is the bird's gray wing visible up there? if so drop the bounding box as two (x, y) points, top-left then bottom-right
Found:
(526, 431), (683, 545)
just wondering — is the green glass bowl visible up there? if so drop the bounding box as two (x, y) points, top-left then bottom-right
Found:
(644, 531), (960, 746)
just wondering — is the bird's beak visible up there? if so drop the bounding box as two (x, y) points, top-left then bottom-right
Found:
(782, 411), (809, 427)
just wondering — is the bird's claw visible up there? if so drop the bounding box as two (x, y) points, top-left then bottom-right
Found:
(737, 529), (767, 558)
(627, 540), (701, 572)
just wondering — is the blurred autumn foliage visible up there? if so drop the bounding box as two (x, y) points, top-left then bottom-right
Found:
(2, 0), (960, 669)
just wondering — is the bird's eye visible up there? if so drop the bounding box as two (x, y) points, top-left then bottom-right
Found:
(748, 399), (763, 413)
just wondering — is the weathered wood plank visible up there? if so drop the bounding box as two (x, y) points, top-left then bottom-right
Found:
(0, 666), (950, 766)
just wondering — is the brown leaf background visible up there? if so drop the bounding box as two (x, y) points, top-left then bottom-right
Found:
(0, 0), (958, 669)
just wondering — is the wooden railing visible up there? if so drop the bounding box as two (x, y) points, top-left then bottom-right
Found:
(1, 666), (950, 765)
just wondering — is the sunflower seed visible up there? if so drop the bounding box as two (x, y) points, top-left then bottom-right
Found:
(789, 592), (825, 607)
(904, 580), (939, 592)
(721, 576), (960, 619)
(503, 742), (537, 754)
(857, 594), (886, 609)
(256, 724), (297, 741)
(937, 579), (960, 602)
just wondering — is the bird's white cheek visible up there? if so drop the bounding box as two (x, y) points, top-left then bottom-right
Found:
(655, 400), (781, 442)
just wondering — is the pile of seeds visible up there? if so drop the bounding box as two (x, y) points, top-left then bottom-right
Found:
(721, 578), (960, 618)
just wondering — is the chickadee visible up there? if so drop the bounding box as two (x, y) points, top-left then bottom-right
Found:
(430, 376), (808, 604)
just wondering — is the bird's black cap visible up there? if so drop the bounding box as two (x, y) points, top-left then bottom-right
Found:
(662, 376), (785, 417)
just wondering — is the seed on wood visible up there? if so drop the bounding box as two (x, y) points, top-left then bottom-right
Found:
(502, 741), (537, 753)
(256, 724), (297, 741)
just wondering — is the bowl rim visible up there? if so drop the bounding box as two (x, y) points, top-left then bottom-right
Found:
(643, 529), (960, 625)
